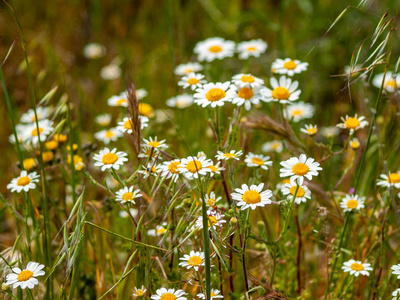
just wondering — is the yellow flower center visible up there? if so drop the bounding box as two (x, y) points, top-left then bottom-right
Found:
(185, 68), (192, 73)
(271, 142), (280, 149)
(242, 190), (261, 204)
(238, 87), (254, 100)
(292, 109), (303, 116)
(31, 127), (44, 136)
(136, 290), (145, 296)
(42, 151), (54, 163)
(138, 103), (153, 117)
(67, 155), (83, 165)
(31, 114), (41, 122)
(105, 131), (114, 138)
(272, 87), (290, 100)
(211, 292), (216, 297)
(122, 192), (134, 201)
(17, 270), (34, 282)
(187, 78), (199, 85)
(188, 255), (203, 266)
(23, 158), (36, 170)
(124, 120), (133, 130)
(344, 117), (360, 129)
(208, 215), (218, 226)
(186, 160), (202, 173)
(351, 141), (360, 149)
(116, 99), (127, 106)
(160, 293), (176, 300)
(223, 153), (236, 159)
(289, 186), (305, 197)
(283, 60), (297, 70)
(292, 163), (309, 176)
(45, 140), (58, 150)
(386, 79), (398, 89)
(346, 199), (358, 209)
(148, 141), (160, 148)
(241, 75), (255, 83)
(251, 157), (264, 166)
(207, 198), (216, 206)
(350, 263), (364, 271)
(168, 161), (180, 174)
(307, 127), (317, 135)
(209, 45), (222, 53)
(206, 88), (226, 102)
(17, 176), (31, 186)
(282, 179), (291, 184)
(102, 153), (119, 165)
(156, 227), (167, 235)
(247, 46), (256, 51)
(387, 173), (400, 184)
(53, 134), (67, 142)
(208, 165), (218, 172)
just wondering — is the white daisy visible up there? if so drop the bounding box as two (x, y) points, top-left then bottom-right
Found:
(194, 37), (235, 62)
(174, 62), (203, 76)
(178, 73), (206, 90)
(342, 259), (373, 277)
(377, 172), (400, 189)
(244, 153), (272, 170)
(232, 86), (264, 111)
(141, 136), (168, 150)
(117, 116), (149, 134)
(197, 289), (224, 299)
(271, 58), (308, 76)
(216, 149), (243, 161)
(94, 128), (123, 144)
(158, 159), (181, 182)
(280, 154), (322, 185)
(7, 171), (40, 193)
(232, 73), (264, 89)
(5, 261), (45, 289)
(391, 264), (400, 279)
(194, 82), (236, 108)
(340, 194), (365, 212)
(337, 115), (369, 134)
(195, 208), (226, 230)
(119, 208), (138, 218)
(237, 39), (268, 60)
(95, 114), (112, 126)
(138, 164), (159, 179)
(300, 124), (318, 136)
(93, 148), (128, 171)
(349, 138), (360, 150)
(320, 126), (340, 139)
(115, 186), (141, 204)
(147, 222), (168, 237)
(9, 124), (27, 145)
(372, 72), (400, 92)
(203, 191), (222, 207)
(284, 102), (315, 122)
(83, 43), (106, 59)
(231, 183), (273, 210)
(392, 289), (400, 300)
(262, 140), (283, 153)
(138, 146), (159, 160)
(178, 250), (205, 271)
(262, 76), (301, 103)
(151, 288), (187, 300)
(281, 182), (311, 204)
(178, 156), (212, 180)
(133, 286), (147, 297)
(20, 107), (52, 124)
(166, 94), (194, 109)
(23, 119), (54, 145)
(136, 88), (148, 100)
(107, 92), (129, 107)
(100, 64), (121, 80)
(207, 162), (225, 176)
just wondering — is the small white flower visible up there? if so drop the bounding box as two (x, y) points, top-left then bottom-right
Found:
(7, 171), (40, 193)
(207, 162), (225, 176)
(377, 172), (400, 189)
(232, 73), (264, 89)
(138, 146), (159, 160)
(194, 37), (235, 62)
(147, 223), (168, 237)
(244, 153), (272, 170)
(280, 154), (322, 185)
(115, 186), (141, 204)
(237, 39), (268, 59)
(178, 250), (205, 271)
(94, 128), (123, 144)
(231, 183), (273, 210)
(178, 156), (212, 180)
(391, 264), (400, 279)
(372, 72), (400, 92)
(95, 114), (112, 126)
(117, 116), (149, 134)
(119, 208), (138, 218)
(23, 119), (54, 145)
(174, 62), (203, 76)
(300, 124), (318, 136)
(216, 150), (243, 161)
(340, 194), (365, 212)
(392, 288), (400, 300)
(5, 261), (45, 289)
(151, 288), (187, 300)
(203, 191), (222, 207)
(320, 126), (340, 138)
(195, 208), (226, 230)
(281, 182), (311, 204)
(136, 89), (148, 100)
(284, 102), (315, 122)
(20, 107), (52, 124)
(133, 286), (147, 297)
(197, 289), (224, 299)
(337, 115), (369, 134)
(262, 140), (283, 153)
(342, 259), (373, 277)
(232, 86), (264, 111)
(178, 73), (206, 90)
(194, 82), (236, 108)
(93, 148), (128, 171)
(138, 164), (159, 179)
(83, 43), (106, 59)
(349, 138), (360, 149)
(166, 94), (194, 109)
(107, 92), (129, 107)
(158, 159), (181, 182)
(271, 58), (308, 76)
(262, 76), (301, 103)
(100, 64), (121, 80)
(141, 136), (168, 149)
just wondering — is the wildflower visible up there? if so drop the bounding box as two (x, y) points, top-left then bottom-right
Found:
(9, 124), (26, 145)
(281, 182), (311, 204)
(203, 191), (222, 207)
(350, 138), (360, 149)
(280, 154), (322, 185)
(93, 148), (128, 171)
(136, 88), (148, 100)
(244, 153), (272, 170)
(391, 264), (400, 279)
(194, 82), (236, 108)
(175, 62), (203, 76)
(133, 286), (147, 297)
(142, 136), (168, 150)
(75, 161), (85, 171)
(372, 72), (400, 92)
(138, 147), (159, 159)
(337, 115), (368, 134)
(232, 86), (264, 111)
(377, 172), (400, 189)
(5, 261), (45, 289)
(271, 58), (308, 76)
(195, 209), (226, 229)
(108, 92), (129, 107)
(276, 178), (291, 190)
(20, 107), (52, 124)
(83, 43), (106, 59)
(94, 128), (122, 144)
(237, 39), (268, 59)
(119, 208), (138, 218)
(178, 156), (212, 180)
(300, 124), (318, 136)
(216, 150), (243, 161)
(194, 37), (235, 62)
(207, 161), (225, 176)
(262, 140), (283, 153)
(232, 73), (264, 89)
(197, 289), (224, 299)
(22, 158), (36, 171)
(138, 103), (154, 117)
(100, 64), (121, 80)
(117, 116), (149, 134)
(392, 289), (400, 300)
(284, 102), (315, 122)
(166, 94), (194, 109)
(66, 144), (78, 151)
(23, 119), (54, 145)
(138, 164), (159, 179)
(158, 159), (181, 182)
(320, 126), (340, 139)
(115, 186), (141, 204)
(147, 223), (168, 236)
(53, 133), (67, 142)
(45, 140), (58, 150)
(262, 76), (301, 103)
(7, 171), (40, 193)
(231, 183), (273, 210)
(178, 73), (206, 90)
(40, 151), (54, 163)
(151, 288), (187, 300)
(340, 194), (365, 212)
(179, 251), (205, 271)
(342, 259), (373, 277)
(95, 114), (112, 126)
